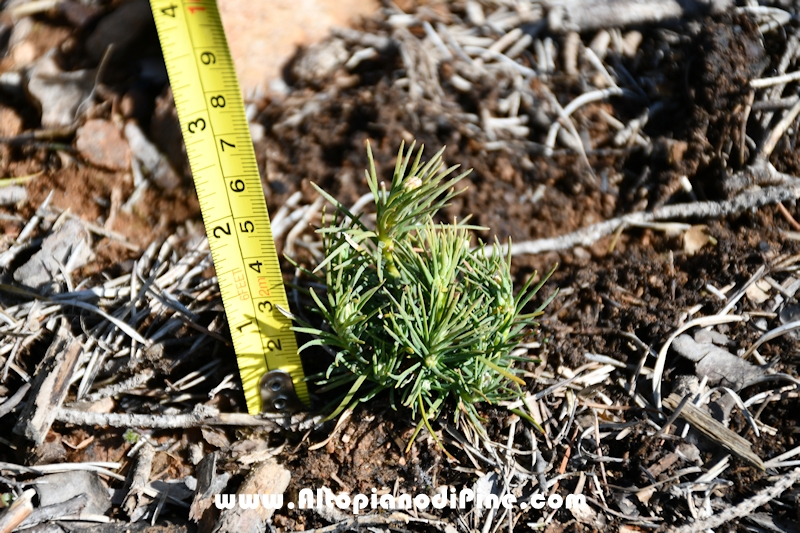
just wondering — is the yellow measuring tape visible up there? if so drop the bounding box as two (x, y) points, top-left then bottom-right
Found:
(149, 0), (309, 414)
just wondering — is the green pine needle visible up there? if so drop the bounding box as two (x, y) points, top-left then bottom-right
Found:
(295, 140), (556, 448)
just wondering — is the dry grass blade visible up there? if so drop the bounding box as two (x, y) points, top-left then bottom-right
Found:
(652, 315), (744, 409)
(742, 319), (800, 360)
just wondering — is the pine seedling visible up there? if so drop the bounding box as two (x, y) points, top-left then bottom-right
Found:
(295, 141), (555, 449)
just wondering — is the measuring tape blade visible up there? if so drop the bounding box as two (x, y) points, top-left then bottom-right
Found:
(149, 0), (309, 413)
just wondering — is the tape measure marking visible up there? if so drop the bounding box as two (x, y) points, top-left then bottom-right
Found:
(149, 0), (309, 413)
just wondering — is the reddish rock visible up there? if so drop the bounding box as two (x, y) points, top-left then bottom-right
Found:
(218, 0), (379, 97)
(76, 119), (131, 171)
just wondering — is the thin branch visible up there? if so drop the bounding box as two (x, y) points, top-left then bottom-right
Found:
(669, 468), (800, 533)
(759, 100), (800, 159)
(750, 69), (800, 89)
(56, 406), (323, 431)
(486, 169), (800, 257)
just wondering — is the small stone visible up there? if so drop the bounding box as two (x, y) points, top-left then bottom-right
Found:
(26, 54), (94, 128)
(32, 431), (68, 464)
(76, 119), (131, 171)
(13, 219), (94, 289)
(125, 120), (182, 191)
(693, 329), (730, 346)
(673, 334), (763, 390)
(292, 38), (349, 85)
(780, 304), (800, 324)
(677, 443), (701, 463)
(36, 471), (111, 515)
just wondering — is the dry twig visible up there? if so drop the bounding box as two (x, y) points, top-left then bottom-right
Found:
(669, 468), (800, 532)
(490, 169), (800, 257)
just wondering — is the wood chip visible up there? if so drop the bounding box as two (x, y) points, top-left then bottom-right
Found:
(123, 442), (155, 520)
(663, 393), (764, 470)
(212, 460), (291, 533)
(190, 451), (230, 524)
(13, 322), (83, 446)
(0, 488), (35, 533)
